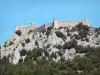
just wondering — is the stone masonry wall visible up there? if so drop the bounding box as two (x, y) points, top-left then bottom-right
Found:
(53, 18), (90, 28)
(14, 18), (90, 32)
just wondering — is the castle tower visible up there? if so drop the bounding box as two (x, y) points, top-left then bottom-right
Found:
(15, 24), (20, 31)
(82, 18), (90, 26)
(53, 18), (59, 28)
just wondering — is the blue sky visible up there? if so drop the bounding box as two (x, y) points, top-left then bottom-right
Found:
(0, 0), (100, 44)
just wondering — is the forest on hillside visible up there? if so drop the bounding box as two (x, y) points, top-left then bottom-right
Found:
(0, 46), (100, 75)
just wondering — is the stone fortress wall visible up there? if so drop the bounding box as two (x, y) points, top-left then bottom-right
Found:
(54, 18), (90, 28)
(35, 18), (90, 32)
(35, 23), (53, 32)
(15, 22), (37, 31)
(15, 22), (37, 34)
(14, 18), (90, 32)
(54, 19), (80, 28)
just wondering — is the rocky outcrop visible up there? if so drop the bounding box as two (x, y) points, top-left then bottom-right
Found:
(0, 24), (100, 64)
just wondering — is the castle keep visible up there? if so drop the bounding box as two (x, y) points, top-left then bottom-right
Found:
(15, 18), (90, 32)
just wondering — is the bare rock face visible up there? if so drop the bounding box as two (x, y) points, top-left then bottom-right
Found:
(63, 48), (76, 60)
(0, 24), (100, 64)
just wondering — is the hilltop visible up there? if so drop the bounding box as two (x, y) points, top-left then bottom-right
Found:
(0, 21), (100, 64)
(0, 20), (100, 75)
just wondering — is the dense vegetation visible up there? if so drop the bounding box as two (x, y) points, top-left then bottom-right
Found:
(70, 23), (89, 39)
(0, 47), (100, 75)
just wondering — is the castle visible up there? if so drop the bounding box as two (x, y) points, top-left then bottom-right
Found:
(15, 18), (90, 33)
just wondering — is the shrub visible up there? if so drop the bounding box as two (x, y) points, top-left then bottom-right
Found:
(46, 31), (51, 37)
(14, 39), (16, 41)
(73, 34), (81, 40)
(4, 44), (7, 47)
(25, 38), (30, 43)
(15, 30), (22, 36)
(42, 56), (46, 60)
(46, 26), (53, 37)
(21, 42), (25, 47)
(24, 55), (32, 62)
(44, 50), (49, 57)
(95, 28), (100, 37)
(63, 39), (77, 49)
(55, 31), (66, 40)
(56, 31), (65, 38)
(76, 22), (83, 31)
(19, 58), (23, 63)
(59, 26), (63, 29)
(63, 42), (71, 49)
(67, 32), (71, 36)
(79, 30), (88, 38)
(76, 23), (89, 38)
(9, 41), (14, 46)
(41, 31), (46, 34)
(58, 51), (63, 56)
(95, 42), (99, 45)
(40, 34), (42, 37)
(26, 48), (44, 60)
(19, 49), (27, 56)
(51, 52), (57, 59)
(46, 44), (50, 49)
(44, 40), (47, 43)
(83, 25), (89, 31)
(75, 45), (88, 53)
(55, 44), (62, 49)
(72, 39), (77, 48)
(24, 50), (34, 61)
(27, 50), (32, 56)
(85, 38), (89, 42)
(95, 28), (100, 36)
(71, 27), (77, 32)
(34, 48), (43, 57)
(28, 30), (33, 34)
(13, 48), (15, 51)
(35, 41), (38, 46)
(77, 23), (89, 31)
(59, 62), (67, 70)
(47, 26), (53, 31)
(60, 57), (65, 62)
